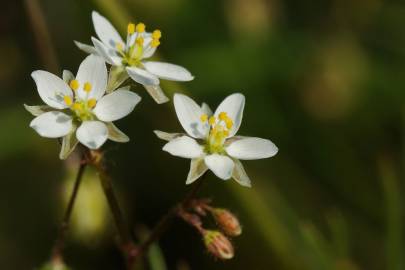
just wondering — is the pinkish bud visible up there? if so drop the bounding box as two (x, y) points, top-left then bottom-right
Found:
(211, 208), (242, 237)
(203, 230), (234, 260)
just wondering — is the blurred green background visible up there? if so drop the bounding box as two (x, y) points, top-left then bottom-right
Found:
(1, 0), (404, 269)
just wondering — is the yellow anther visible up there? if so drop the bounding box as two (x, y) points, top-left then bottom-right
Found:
(83, 82), (92, 92)
(200, 114), (208, 122)
(69, 79), (79, 91)
(223, 130), (230, 137)
(209, 116), (216, 126)
(87, 98), (97, 108)
(64, 95), (73, 106)
(116, 42), (124, 51)
(225, 118), (233, 129)
(72, 102), (82, 111)
(136, 23), (145, 33)
(218, 112), (228, 121)
(136, 37), (144, 46)
(127, 23), (135, 34)
(152, 30), (162, 39)
(151, 39), (160, 48)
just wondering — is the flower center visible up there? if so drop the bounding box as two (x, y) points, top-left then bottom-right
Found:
(64, 80), (97, 121)
(200, 112), (234, 154)
(115, 22), (162, 67)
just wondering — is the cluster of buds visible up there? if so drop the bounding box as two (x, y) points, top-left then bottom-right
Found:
(177, 199), (241, 260)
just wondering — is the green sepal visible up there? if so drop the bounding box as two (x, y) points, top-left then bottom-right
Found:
(106, 65), (129, 93)
(59, 124), (79, 160)
(153, 130), (182, 141)
(186, 157), (208, 185)
(231, 158), (251, 188)
(143, 85), (169, 104)
(24, 104), (54, 116)
(107, 122), (129, 143)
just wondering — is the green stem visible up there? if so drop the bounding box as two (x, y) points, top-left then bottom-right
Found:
(52, 154), (87, 261)
(91, 151), (136, 269)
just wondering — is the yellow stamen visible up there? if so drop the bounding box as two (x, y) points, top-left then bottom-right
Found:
(209, 116), (216, 126)
(83, 82), (92, 92)
(136, 37), (144, 46)
(136, 23), (145, 33)
(151, 39), (160, 48)
(223, 130), (230, 137)
(127, 23), (135, 34)
(218, 112), (228, 121)
(64, 95), (73, 106)
(200, 114), (208, 122)
(225, 118), (233, 129)
(87, 98), (97, 108)
(72, 102), (82, 111)
(152, 30), (162, 39)
(69, 79), (79, 91)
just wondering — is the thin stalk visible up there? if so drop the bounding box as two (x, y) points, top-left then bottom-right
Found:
(133, 174), (206, 262)
(24, 0), (59, 73)
(90, 151), (136, 269)
(52, 154), (87, 261)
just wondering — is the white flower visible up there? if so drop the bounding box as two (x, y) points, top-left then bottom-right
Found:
(26, 55), (141, 159)
(75, 11), (194, 104)
(154, 93), (278, 187)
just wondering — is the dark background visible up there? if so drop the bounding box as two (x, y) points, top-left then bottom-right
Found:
(1, 0), (404, 269)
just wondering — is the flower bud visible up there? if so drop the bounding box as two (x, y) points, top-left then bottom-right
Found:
(211, 208), (242, 237)
(203, 230), (234, 260)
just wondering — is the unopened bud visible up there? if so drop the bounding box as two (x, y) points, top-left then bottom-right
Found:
(211, 208), (241, 237)
(203, 230), (234, 260)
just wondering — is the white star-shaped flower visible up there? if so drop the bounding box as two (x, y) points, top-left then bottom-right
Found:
(25, 55), (141, 159)
(154, 93), (278, 187)
(75, 11), (194, 104)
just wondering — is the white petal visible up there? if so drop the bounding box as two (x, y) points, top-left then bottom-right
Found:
(226, 137), (278, 160)
(214, 93), (245, 137)
(204, 154), (234, 180)
(76, 55), (107, 100)
(76, 121), (108, 149)
(126, 66), (159, 86)
(232, 159), (251, 187)
(93, 89), (141, 122)
(62, 70), (74, 83)
(162, 136), (203, 159)
(92, 11), (123, 49)
(186, 158), (208, 185)
(74, 41), (98, 55)
(173, 94), (209, 139)
(142, 45), (157, 59)
(31, 70), (72, 109)
(30, 111), (73, 138)
(201, 102), (213, 116)
(143, 61), (194, 81)
(92, 37), (122, 66)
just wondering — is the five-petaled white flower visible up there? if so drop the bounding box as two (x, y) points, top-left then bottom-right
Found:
(154, 93), (278, 187)
(25, 55), (141, 159)
(75, 11), (194, 104)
